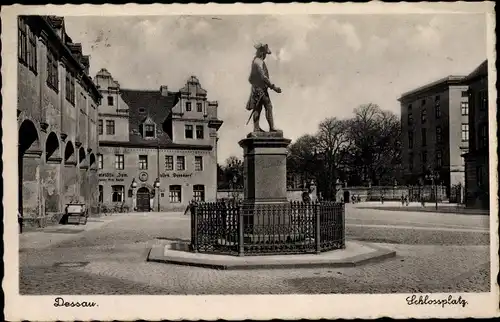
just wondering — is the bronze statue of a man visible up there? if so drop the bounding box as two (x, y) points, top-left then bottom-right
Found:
(245, 43), (282, 132)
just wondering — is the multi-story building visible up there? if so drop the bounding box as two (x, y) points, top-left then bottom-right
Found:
(17, 16), (101, 228)
(399, 76), (469, 196)
(462, 60), (489, 209)
(95, 70), (223, 212)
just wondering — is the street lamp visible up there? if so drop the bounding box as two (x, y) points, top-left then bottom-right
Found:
(425, 170), (440, 210)
(131, 178), (138, 189)
(154, 178), (160, 212)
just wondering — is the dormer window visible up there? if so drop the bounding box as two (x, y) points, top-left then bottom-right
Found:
(144, 124), (155, 138)
(186, 102), (192, 112)
(197, 102), (203, 112)
(139, 107), (146, 113)
(108, 96), (114, 106)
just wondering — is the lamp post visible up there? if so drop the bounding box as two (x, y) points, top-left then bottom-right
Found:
(425, 171), (440, 210)
(131, 178), (138, 211)
(154, 178), (160, 212)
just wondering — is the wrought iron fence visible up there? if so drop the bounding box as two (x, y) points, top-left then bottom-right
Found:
(190, 201), (345, 256)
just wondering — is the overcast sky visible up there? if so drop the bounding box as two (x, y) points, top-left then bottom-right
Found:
(64, 14), (486, 163)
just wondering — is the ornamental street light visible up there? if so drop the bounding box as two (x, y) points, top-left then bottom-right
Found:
(154, 178), (160, 212)
(131, 178), (138, 189)
(131, 178), (138, 211)
(425, 170), (440, 210)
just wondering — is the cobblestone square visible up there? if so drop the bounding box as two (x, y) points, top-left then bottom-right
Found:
(19, 205), (491, 295)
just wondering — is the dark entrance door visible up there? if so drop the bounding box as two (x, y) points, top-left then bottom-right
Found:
(136, 187), (151, 212)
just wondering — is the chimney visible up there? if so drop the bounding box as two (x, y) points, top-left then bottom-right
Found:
(160, 85), (169, 96)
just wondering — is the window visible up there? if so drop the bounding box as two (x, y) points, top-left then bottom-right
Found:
(185, 125), (193, 139)
(407, 112), (413, 125)
(108, 96), (114, 106)
(435, 96), (441, 118)
(144, 124), (155, 138)
(97, 154), (103, 169)
(408, 131), (413, 149)
(421, 151), (427, 164)
(461, 123), (469, 142)
(106, 120), (115, 135)
(409, 153), (414, 171)
(476, 166), (483, 187)
(461, 101), (469, 116)
(436, 126), (442, 144)
(18, 18), (27, 63)
(139, 107), (146, 113)
(139, 155), (148, 170)
(186, 102), (192, 111)
(461, 90), (468, 97)
(193, 185), (205, 202)
(479, 90), (488, 111)
(197, 102), (203, 112)
(46, 49), (59, 91)
(421, 128), (427, 147)
(176, 156), (185, 171)
(421, 108), (427, 124)
(65, 71), (75, 105)
(421, 99), (426, 106)
(436, 150), (442, 168)
(165, 155), (174, 170)
(478, 123), (488, 149)
(98, 120), (103, 135)
(169, 185), (182, 203)
(112, 185), (125, 202)
(115, 154), (124, 170)
(195, 156), (203, 171)
(196, 125), (204, 139)
(98, 185), (103, 203)
(27, 27), (37, 72)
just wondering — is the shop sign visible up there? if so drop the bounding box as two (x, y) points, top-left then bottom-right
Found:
(160, 173), (193, 178)
(98, 172), (128, 182)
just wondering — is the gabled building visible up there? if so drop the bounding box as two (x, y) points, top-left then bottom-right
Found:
(462, 60), (489, 209)
(17, 15), (101, 228)
(95, 70), (223, 212)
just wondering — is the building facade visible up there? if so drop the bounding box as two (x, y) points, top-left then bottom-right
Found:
(18, 16), (101, 228)
(95, 70), (223, 212)
(463, 60), (489, 209)
(399, 76), (469, 197)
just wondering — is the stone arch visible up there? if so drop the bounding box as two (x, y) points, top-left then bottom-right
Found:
(78, 147), (86, 164)
(45, 132), (61, 162)
(64, 141), (76, 164)
(18, 119), (41, 156)
(89, 153), (96, 168)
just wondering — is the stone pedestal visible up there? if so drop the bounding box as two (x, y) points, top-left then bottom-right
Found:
(239, 131), (291, 204)
(239, 131), (292, 240)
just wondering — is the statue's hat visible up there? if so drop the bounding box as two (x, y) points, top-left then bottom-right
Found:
(254, 43), (272, 54)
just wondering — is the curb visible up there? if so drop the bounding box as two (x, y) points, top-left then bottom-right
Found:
(147, 243), (397, 270)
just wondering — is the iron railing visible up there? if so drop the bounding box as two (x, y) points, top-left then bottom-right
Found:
(190, 201), (345, 256)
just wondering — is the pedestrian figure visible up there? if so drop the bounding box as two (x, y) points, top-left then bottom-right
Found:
(421, 196), (425, 207)
(401, 195), (405, 206)
(380, 195), (385, 204)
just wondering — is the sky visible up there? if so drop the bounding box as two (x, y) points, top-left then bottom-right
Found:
(64, 14), (487, 163)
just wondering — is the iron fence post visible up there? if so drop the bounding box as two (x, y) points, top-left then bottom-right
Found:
(238, 204), (244, 256)
(315, 202), (321, 254)
(341, 202), (346, 249)
(191, 204), (198, 253)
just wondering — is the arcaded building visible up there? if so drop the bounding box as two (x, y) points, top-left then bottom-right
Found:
(18, 16), (101, 227)
(95, 70), (223, 212)
(399, 76), (469, 197)
(462, 60), (489, 209)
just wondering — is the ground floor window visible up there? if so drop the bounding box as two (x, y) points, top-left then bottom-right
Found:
(98, 185), (103, 203)
(112, 185), (125, 202)
(193, 184), (205, 202)
(169, 185), (182, 203)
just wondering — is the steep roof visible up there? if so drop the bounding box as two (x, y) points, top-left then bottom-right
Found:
(120, 89), (179, 145)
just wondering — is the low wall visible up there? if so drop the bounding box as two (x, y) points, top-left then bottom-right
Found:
(217, 189), (304, 202)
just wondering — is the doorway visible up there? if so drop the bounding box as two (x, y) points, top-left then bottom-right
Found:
(136, 187), (151, 212)
(343, 190), (350, 203)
